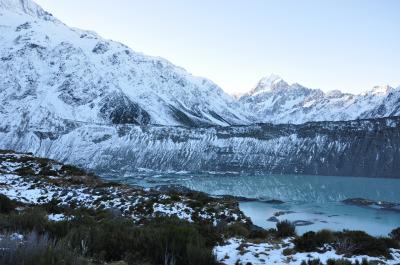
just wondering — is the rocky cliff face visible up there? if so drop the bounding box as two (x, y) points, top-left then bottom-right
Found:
(1, 116), (399, 178)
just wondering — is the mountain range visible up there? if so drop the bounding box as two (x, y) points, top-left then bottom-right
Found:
(0, 0), (399, 178)
(239, 75), (400, 124)
(240, 74), (400, 124)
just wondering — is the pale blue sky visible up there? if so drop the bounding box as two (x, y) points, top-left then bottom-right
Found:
(34, 0), (400, 94)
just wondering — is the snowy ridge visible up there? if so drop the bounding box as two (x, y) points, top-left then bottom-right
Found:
(0, 0), (50, 18)
(240, 74), (400, 124)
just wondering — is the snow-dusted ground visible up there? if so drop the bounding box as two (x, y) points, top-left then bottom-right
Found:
(0, 233), (24, 242)
(213, 238), (400, 265)
(47, 213), (70, 222)
(0, 151), (247, 225)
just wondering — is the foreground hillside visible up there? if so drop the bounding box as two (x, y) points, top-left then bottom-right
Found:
(1, 150), (400, 265)
(0, 150), (246, 225)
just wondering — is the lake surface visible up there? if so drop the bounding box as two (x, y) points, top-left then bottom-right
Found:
(104, 172), (400, 236)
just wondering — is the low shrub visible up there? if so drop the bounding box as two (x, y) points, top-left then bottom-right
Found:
(186, 192), (214, 209)
(334, 230), (391, 258)
(326, 259), (352, 265)
(389, 227), (400, 241)
(60, 164), (87, 176)
(0, 232), (87, 265)
(222, 222), (251, 238)
(0, 194), (15, 214)
(135, 217), (218, 265)
(248, 227), (270, 239)
(276, 220), (296, 238)
(41, 199), (63, 214)
(301, 259), (376, 265)
(294, 230), (335, 252)
(1, 207), (48, 233)
(14, 166), (36, 176)
(300, 259), (323, 265)
(282, 247), (296, 256)
(380, 236), (399, 249)
(1, 206), (218, 265)
(62, 216), (217, 265)
(295, 229), (393, 258)
(295, 231), (319, 252)
(66, 217), (136, 261)
(38, 166), (58, 176)
(326, 258), (374, 265)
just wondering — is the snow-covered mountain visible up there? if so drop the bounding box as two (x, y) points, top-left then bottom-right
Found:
(240, 74), (400, 124)
(1, 0), (400, 179)
(0, 0), (251, 128)
(1, 0), (399, 130)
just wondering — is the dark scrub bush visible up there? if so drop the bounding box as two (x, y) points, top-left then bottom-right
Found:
(294, 230), (335, 252)
(334, 230), (391, 258)
(0, 232), (88, 265)
(0, 194), (15, 214)
(389, 227), (400, 241)
(276, 220), (296, 238)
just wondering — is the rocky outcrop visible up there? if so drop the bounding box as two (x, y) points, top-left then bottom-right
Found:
(1, 116), (399, 178)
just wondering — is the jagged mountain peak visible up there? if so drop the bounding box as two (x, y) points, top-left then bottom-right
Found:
(244, 74), (320, 100)
(326, 89), (345, 98)
(368, 84), (394, 95)
(249, 74), (288, 95)
(258, 73), (283, 85)
(240, 74), (400, 124)
(0, 0), (49, 18)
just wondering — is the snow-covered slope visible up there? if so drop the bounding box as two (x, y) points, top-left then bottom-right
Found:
(0, 0), (49, 18)
(240, 74), (400, 124)
(0, 0), (251, 128)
